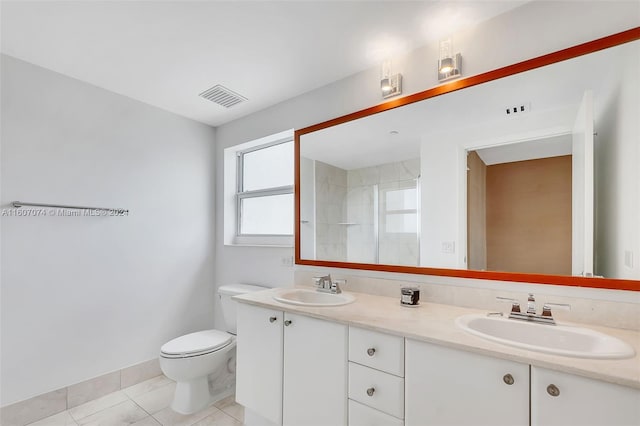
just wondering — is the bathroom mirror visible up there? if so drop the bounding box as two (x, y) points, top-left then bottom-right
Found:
(295, 30), (640, 291)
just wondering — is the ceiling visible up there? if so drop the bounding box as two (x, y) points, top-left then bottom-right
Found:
(475, 134), (572, 166)
(0, 1), (527, 127)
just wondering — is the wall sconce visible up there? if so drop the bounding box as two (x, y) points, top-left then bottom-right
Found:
(438, 38), (462, 82)
(381, 59), (402, 99)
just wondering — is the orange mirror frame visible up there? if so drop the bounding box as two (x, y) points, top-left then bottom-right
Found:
(295, 27), (640, 292)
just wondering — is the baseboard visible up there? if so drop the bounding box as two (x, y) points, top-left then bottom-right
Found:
(1, 358), (161, 426)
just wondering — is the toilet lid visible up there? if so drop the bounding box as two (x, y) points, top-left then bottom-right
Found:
(160, 330), (232, 357)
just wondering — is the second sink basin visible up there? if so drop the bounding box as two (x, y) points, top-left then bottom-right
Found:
(456, 314), (635, 359)
(274, 288), (355, 307)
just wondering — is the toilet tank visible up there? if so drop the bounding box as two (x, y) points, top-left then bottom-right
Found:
(218, 284), (268, 334)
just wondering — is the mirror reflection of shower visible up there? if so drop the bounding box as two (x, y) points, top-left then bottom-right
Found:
(375, 178), (420, 266)
(300, 157), (420, 266)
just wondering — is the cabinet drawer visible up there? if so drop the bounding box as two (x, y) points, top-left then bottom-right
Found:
(349, 399), (404, 426)
(349, 327), (404, 376)
(349, 362), (404, 419)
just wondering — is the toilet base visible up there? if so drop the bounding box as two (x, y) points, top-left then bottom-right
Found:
(171, 376), (211, 415)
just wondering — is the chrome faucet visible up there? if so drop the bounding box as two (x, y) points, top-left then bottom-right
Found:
(496, 294), (571, 325)
(313, 274), (344, 294)
(526, 293), (537, 314)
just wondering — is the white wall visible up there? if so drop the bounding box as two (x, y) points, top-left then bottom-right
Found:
(0, 55), (216, 405)
(596, 44), (640, 279)
(213, 0), (640, 328)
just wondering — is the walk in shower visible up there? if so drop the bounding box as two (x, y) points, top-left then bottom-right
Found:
(300, 157), (420, 267)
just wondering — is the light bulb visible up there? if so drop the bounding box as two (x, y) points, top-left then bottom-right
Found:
(381, 78), (392, 93)
(439, 57), (454, 74)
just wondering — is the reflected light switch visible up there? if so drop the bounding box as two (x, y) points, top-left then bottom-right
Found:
(624, 250), (634, 268)
(442, 241), (455, 254)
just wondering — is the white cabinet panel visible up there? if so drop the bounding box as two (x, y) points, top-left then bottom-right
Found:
(349, 361), (404, 419)
(236, 304), (283, 425)
(283, 312), (348, 426)
(349, 399), (404, 426)
(532, 366), (640, 426)
(405, 339), (529, 426)
(238, 303), (638, 426)
(349, 327), (404, 376)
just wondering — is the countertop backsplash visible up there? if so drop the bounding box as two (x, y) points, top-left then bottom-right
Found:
(293, 269), (640, 331)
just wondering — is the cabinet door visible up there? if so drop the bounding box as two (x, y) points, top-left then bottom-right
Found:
(405, 339), (529, 426)
(236, 304), (283, 425)
(532, 366), (640, 426)
(283, 312), (348, 426)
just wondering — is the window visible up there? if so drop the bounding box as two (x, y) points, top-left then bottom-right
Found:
(224, 129), (294, 246)
(237, 139), (294, 236)
(380, 181), (419, 234)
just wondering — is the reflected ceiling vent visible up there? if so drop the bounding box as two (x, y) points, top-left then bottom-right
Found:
(505, 102), (531, 116)
(199, 84), (247, 108)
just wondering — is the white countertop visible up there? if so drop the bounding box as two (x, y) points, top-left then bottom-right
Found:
(235, 287), (640, 390)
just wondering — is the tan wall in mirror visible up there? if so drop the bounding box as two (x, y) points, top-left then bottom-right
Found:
(486, 155), (572, 275)
(467, 151), (487, 270)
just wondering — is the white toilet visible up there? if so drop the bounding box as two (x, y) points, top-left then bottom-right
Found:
(159, 283), (266, 414)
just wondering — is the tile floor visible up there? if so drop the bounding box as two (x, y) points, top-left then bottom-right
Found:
(25, 376), (243, 426)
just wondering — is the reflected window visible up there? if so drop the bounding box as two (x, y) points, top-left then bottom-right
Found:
(382, 186), (418, 234)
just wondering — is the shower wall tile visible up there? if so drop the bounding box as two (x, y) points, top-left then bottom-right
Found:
(379, 158), (420, 183)
(346, 158), (420, 264)
(379, 237), (419, 266)
(348, 166), (380, 187)
(315, 160), (347, 260)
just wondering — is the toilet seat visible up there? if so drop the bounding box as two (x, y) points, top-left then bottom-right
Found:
(160, 330), (232, 359)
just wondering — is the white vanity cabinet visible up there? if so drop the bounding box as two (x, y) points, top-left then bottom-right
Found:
(348, 327), (405, 426)
(405, 339), (529, 426)
(531, 366), (640, 426)
(237, 300), (639, 426)
(236, 303), (348, 426)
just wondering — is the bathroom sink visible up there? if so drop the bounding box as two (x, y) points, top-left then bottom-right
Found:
(274, 289), (355, 307)
(455, 314), (635, 359)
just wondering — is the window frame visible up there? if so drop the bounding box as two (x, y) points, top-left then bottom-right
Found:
(235, 137), (294, 238)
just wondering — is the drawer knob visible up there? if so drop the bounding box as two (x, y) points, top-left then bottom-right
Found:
(284, 320), (292, 326)
(547, 384), (560, 397)
(366, 387), (375, 397)
(503, 374), (514, 385)
(269, 316), (277, 323)
(366, 348), (376, 357)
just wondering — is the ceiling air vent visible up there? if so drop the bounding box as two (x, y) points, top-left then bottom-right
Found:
(199, 84), (247, 108)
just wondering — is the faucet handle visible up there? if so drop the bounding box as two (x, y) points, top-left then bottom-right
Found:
(332, 279), (346, 294)
(496, 296), (521, 313)
(313, 275), (332, 291)
(527, 293), (537, 314)
(541, 302), (571, 317)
